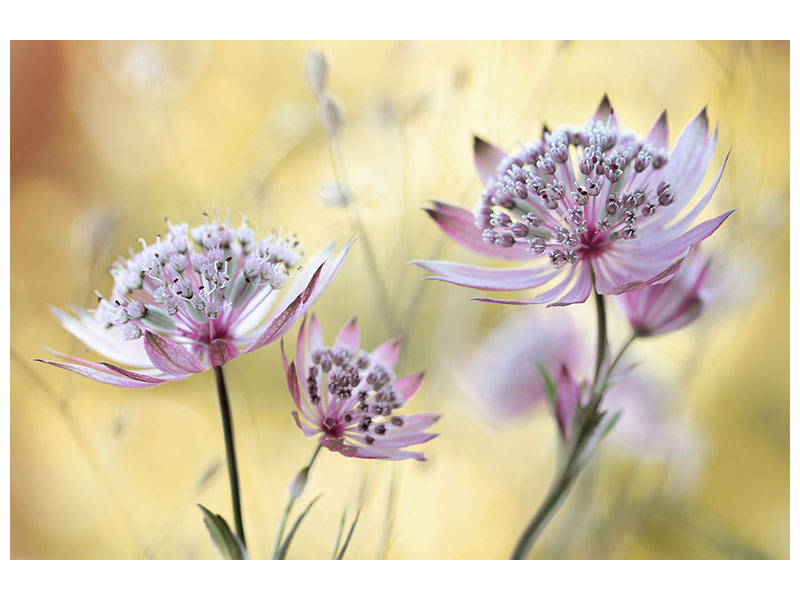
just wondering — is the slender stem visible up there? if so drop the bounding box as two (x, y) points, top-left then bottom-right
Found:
(511, 290), (609, 559)
(327, 138), (401, 336)
(271, 444), (322, 559)
(592, 290), (608, 386)
(213, 366), (246, 547)
(605, 333), (637, 386)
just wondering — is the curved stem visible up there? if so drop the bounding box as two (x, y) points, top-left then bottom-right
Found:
(271, 444), (322, 559)
(213, 366), (246, 547)
(511, 290), (608, 559)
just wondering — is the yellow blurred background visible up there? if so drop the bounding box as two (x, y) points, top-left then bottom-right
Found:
(10, 40), (789, 559)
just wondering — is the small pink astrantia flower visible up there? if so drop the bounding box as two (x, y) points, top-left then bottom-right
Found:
(617, 249), (711, 337)
(36, 213), (352, 388)
(283, 315), (439, 461)
(416, 95), (733, 306)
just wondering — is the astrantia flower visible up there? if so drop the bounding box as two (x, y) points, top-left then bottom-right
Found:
(283, 315), (439, 461)
(415, 95), (733, 306)
(465, 309), (588, 421)
(36, 213), (352, 387)
(616, 249), (711, 337)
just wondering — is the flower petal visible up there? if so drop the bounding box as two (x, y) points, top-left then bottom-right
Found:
(639, 210), (734, 263)
(34, 358), (171, 388)
(394, 370), (425, 401)
(549, 263), (593, 307)
(320, 437), (359, 457)
(50, 306), (151, 368)
(646, 109), (669, 150)
(334, 318), (360, 352)
(414, 259), (557, 291)
(372, 337), (402, 368)
(473, 264), (578, 305)
(244, 262), (327, 353)
(658, 149), (730, 237)
(593, 93), (618, 129)
(144, 332), (206, 375)
(424, 201), (532, 261)
(473, 136), (506, 185)
(292, 411), (320, 438)
(208, 338), (240, 368)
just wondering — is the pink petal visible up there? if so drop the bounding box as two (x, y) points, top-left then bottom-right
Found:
(592, 254), (685, 296)
(98, 361), (171, 383)
(473, 136), (506, 185)
(394, 370), (425, 401)
(555, 366), (580, 439)
(143, 332), (206, 375)
(308, 314), (324, 355)
(285, 361), (301, 407)
(424, 201), (532, 261)
(414, 260), (557, 291)
(474, 264), (577, 305)
(244, 263), (325, 354)
(640, 210), (734, 263)
(658, 149), (730, 237)
(372, 337), (402, 368)
(392, 413), (441, 432)
(334, 318), (360, 352)
(549, 263), (593, 307)
(320, 437), (359, 457)
(593, 94), (618, 129)
(294, 317), (312, 398)
(208, 338), (240, 368)
(292, 411), (321, 438)
(34, 358), (170, 388)
(299, 238), (353, 308)
(646, 109), (669, 150)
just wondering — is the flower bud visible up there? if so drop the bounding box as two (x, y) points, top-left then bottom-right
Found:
(288, 466), (310, 501)
(318, 92), (344, 138)
(617, 250), (711, 337)
(304, 51), (329, 98)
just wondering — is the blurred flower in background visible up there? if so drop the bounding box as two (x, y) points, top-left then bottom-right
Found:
(10, 40), (788, 559)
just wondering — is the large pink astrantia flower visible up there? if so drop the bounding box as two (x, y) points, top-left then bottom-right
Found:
(616, 249), (711, 337)
(415, 95), (733, 306)
(283, 315), (439, 461)
(36, 214), (352, 387)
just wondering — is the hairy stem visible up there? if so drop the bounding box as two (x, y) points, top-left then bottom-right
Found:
(213, 366), (246, 548)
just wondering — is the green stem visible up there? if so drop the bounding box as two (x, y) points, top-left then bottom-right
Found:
(511, 290), (609, 559)
(271, 444), (322, 559)
(213, 366), (246, 547)
(327, 138), (401, 336)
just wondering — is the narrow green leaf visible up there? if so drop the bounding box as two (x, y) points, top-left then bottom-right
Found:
(598, 410), (622, 440)
(198, 504), (248, 560)
(277, 494), (321, 560)
(331, 509), (347, 559)
(335, 506), (362, 560)
(535, 361), (558, 413)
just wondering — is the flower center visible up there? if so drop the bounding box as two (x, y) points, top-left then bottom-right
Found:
(93, 212), (303, 361)
(474, 116), (675, 270)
